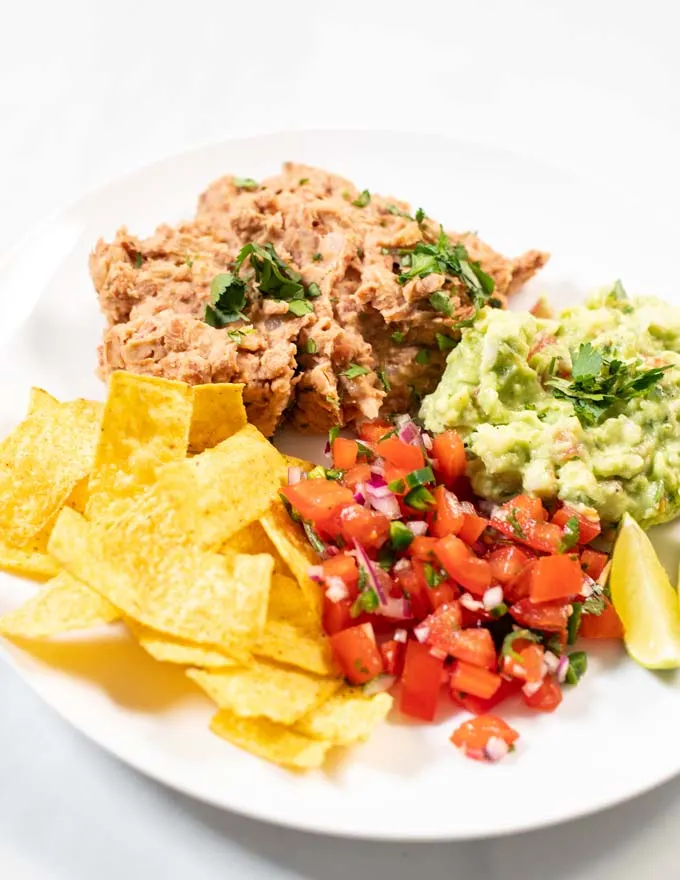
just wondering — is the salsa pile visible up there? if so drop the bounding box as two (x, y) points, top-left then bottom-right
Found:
(281, 417), (623, 762)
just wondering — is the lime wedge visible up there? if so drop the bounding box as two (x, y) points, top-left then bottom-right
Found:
(610, 513), (680, 669)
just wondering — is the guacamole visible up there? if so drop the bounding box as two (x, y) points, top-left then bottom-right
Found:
(420, 288), (680, 526)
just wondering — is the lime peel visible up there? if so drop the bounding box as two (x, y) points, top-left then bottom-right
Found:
(610, 513), (680, 669)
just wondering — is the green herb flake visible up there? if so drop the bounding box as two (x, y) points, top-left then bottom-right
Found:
(415, 349), (430, 365)
(378, 368), (391, 392)
(311, 254), (323, 265)
(233, 177), (259, 190)
(567, 602), (583, 645)
(328, 426), (340, 445)
(307, 466), (327, 480)
(559, 516), (581, 553)
(302, 521), (326, 555)
(391, 330), (406, 344)
(356, 440), (375, 461)
(565, 650), (588, 685)
(204, 273), (248, 327)
(506, 507), (526, 540)
(423, 562), (446, 588)
(429, 291), (453, 317)
(358, 565), (368, 591)
(415, 207), (426, 225)
(304, 338), (318, 354)
(385, 204), (413, 220)
(436, 333), (457, 351)
(134, 253), (143, 268)
(324, 468), (344, 481)
(583, 592), (606, 616)
(389, 521), (414, 551)
(352, 189), (371, 208)
(307, 282), (322, 298)
(288, 300), (314, 317)
(343, 363), (371, 379)
(299, 177), (310, 185)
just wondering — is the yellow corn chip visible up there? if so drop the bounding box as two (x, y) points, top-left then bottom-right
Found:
(27, 387), (59, 416)
(48, 482), (273, 655)
(210, 709), (331, 769)
(86, 372), (192, 523)
(283, 454), (315, 474)
(0, 571), (119, 638)
(188, 383), (247, 454)
(188, 425), (285, 548)
(295, 688), (393, 745)
(0, 397), (101, 545)
(0, 536), (60, 581)
(267, 573), (317, 628)
(223, 521), (289, 574)
(127, 622), (239, 668)
(256, 620), (335, 676)
(188, 660), (340, 725)
(260, 500), (322, 618)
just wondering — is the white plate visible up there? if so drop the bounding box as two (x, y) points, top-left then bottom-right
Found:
(1, 130), (680, 841)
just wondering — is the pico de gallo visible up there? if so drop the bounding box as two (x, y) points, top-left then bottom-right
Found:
(280, 415), (623, 763)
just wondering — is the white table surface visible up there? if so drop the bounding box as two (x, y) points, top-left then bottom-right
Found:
(2, 1), (679, 876)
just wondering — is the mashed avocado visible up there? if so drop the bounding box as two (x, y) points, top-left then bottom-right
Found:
(420, 288), (680, 526)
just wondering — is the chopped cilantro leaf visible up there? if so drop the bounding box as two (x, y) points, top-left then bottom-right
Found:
(302, 521), (325, 555)
(415, 349), (429, 365)
(134, 252), (143, 268)
(328, 426), (340, 445)
(288, 300), (314, 317)
(583, 592), (606, 615)
(506, 507), (526, 539)
(356, 440), (375, 461)
(307, 282), (321, 298)
(429, 291), (453, 316)
(299, 177), (310, 185)
(324, 468), (344, 481)
(352, 189), (371, 208)
(385, 204), (413, 220)
(415, 207), (426, 225)
(423, 562), (446, 588)
(378, 368), (391, 392)
(558, 516), (580, 553)
(358, 565), (368, 591)
(233, 177), (259, 190)
(304, 338), (318, 354)
(204, 273), (248, 327)
(391, 330), (406, 344)
(436, 333), (456, 351)
(343, 363), (370, 379)
(312, 252), (323, 262)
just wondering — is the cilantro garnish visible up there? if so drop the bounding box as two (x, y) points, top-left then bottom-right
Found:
(548, 342), (669, 427)
(343, 363), (370, 379)
(415, 349), (429, 365)
(299, 177), (310, 185)
(233, 177), (259, 190)
(429, 291), (453, 317)
(204, 273), (248, 327)
(583, 592), (606, 615)
(288, 300), (314, 317)
(423, 562), (446, 588)
(385, 204), (413, 220)
(304, 338), (318, 354)
(307, 282), (321, 298)
(436, 333), (457, 351)
(312, 252), (322, 262)
(328, 426), (340, 445)
(378, 368), (391, 392)
(352, 190), (371, 208)
(391, 330), (406, 344)
(302, 522), (325, 555)
(356, 440), (375, 461)
(567, 602), (583, 644)
(415, 207), (426, 225)
(227, 327), (256, 344)
(558, 516), (580, 553)
(506, 507), (526, 539)
(358, 565), (368, 591)
(397, 226), (495, 310)
(134, 252), (143, 269)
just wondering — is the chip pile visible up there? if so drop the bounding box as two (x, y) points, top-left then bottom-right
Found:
(0, 373), (392, 769)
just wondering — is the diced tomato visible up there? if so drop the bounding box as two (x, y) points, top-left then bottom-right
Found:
(579, 597), (624, 639)
(511, 494), (548, 522)
(321, 554), (358, 595)
(281, 480), (354, 523)
(430, 485), (464, 538)
(458, 513), (488, 545)
(522, 676), (563, 712)
(580, 548), (608, 581)
(323, 596), (355, 636)
(400, 639), (444, 721)
(451, 677), (521, 715)
(376, 436), (425, 472)
(529, 555), (582, 603)
(503, 559), (535, 604)
(342, 463), (371, 490)
(332, 437), (358, 470)
(380, 639), (405, 676)
(488, 545), (530, 584)
(450, 714), (519, 759)
(329, 623), (384, 684)
(491, 498), (562, 554)
(408, 536), (439, 560)
(510, 597), (571, 632)
(421, 602), (463, 653)
(384, 462), (409, 491)
(528, 521), (564, 554)
(336, 504), (390, 550)
(445, 628), (496, 670)
(427, 581), (460, 610)
(502, 643), (545, 682)
(432, 431), (467, 487)
(450, 661), (502, 700)
(395, 566), (431, 619)
(459, 605), (493, 628)
(358, 420), (393, 445)
(552, 505), (601, 544)
(435, 534), (492, 596)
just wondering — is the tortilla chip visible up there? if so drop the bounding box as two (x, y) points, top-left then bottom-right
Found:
(27, 387), (59, 416)
(0, 571), (119, 638)
(210, 709), (331, 769)
(260, 500), (322, 618)
(222, 521), (289, 574)
(188, 660), (340, 725)
(127, 622), (239, 668)
(188, 425), (285, 548)
(188, 383), (247, 454)
(48, 479), (273, 655)
(295, 688), (393, 745)
(0, 397), (101, 545)
(283, 454), (315, 474)
(0, 535), (60, 581)
(86, 372), (192, 523)
(256, 620), (335, 676)
(267, 573), (317, 628)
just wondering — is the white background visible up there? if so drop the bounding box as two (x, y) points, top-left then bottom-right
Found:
(1, 0), (679, 876)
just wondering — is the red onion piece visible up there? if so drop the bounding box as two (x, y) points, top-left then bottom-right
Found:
(354, 484), (367, 505)
(287, 466), (304, 485)
(307, 564), (325, 584)
(325, 545), (340, 557)
(422, 432), (433, 451)
(394, 414), (424, 448)
(353, 540), (388, 605)
(377, 596), (413, 620)
(363, 675), (397, 696)
(325, 576), (349, 603)
(405, 520), (428, 536)
(368, 471), (387, 489)
(557, 655), (569, 684)
(393, 628), (408, 643)
(414, 622), (430, 643)
(485, 736), (509, 762)
(365, 484), (401, 519)
(370, 457), (385, 477)
(393, 558), (412, 574)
